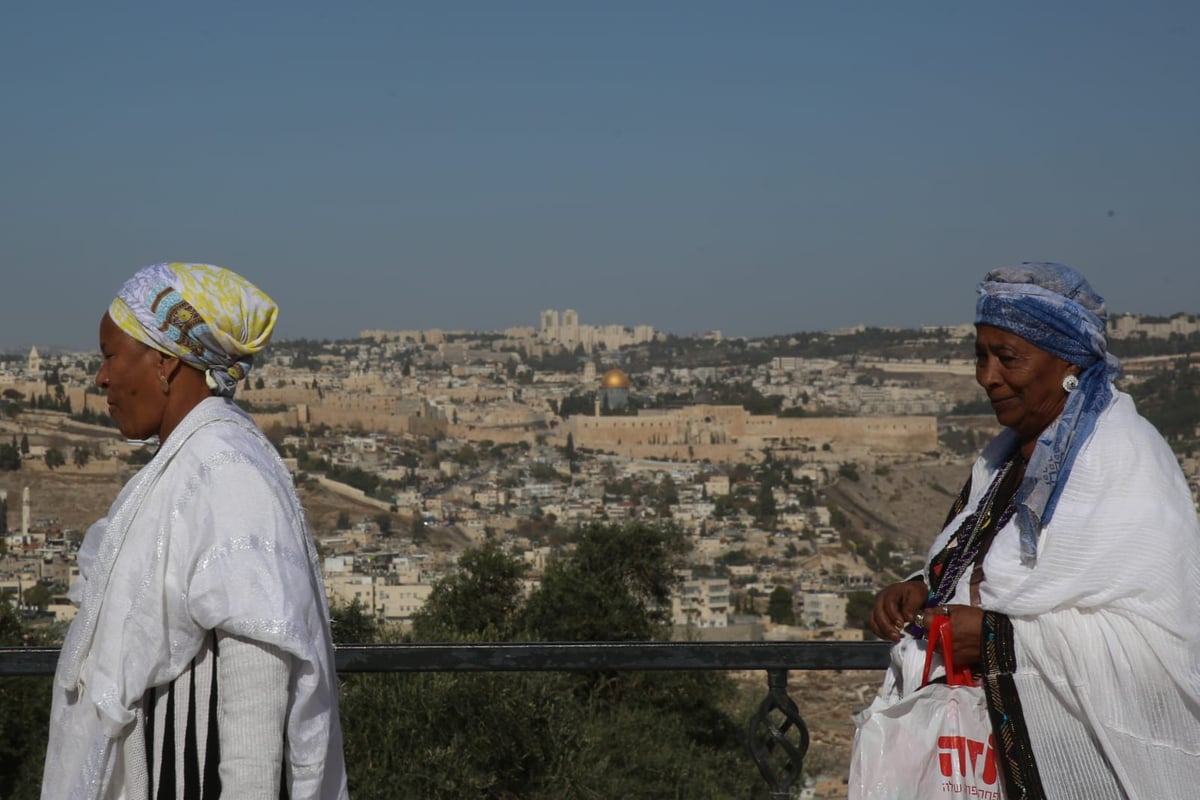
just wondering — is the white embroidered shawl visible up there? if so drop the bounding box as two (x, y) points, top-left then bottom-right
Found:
(934, 392), (1200, 798)
(43, 398), (348, 800)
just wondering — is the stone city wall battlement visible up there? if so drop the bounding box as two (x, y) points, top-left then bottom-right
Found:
(559, 405), (937, 458)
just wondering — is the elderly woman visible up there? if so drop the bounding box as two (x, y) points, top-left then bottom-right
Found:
(43, 263), (347, 799)
(867, 263), (1200, 798)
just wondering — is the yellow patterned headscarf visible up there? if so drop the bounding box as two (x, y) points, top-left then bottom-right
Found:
(108, 262), (278, 397)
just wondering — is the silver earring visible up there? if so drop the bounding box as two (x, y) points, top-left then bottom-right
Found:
(1062, 374), (1079, 393)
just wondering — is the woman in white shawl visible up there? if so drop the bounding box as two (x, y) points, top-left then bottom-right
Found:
(43, 263), (348, 799)
(867, 263), (1200, 799)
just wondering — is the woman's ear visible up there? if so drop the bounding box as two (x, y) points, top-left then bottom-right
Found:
(160, 355), (184, 381)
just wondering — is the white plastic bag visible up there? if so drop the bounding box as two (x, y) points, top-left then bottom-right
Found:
(848, 616), (1006, 799)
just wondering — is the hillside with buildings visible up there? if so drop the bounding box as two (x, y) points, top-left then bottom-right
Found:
(4, 310), (1199, 636)
(3, 311), (1199, 795)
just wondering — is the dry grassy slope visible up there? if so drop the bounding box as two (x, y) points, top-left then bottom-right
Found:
(789, 670), (883, 783)
(3, 465), (472, 561)
(1, 469), (129, 534)
(1, 466), (409, 538)
(729, 668), (891, 787)
(824, 454), (977, 552)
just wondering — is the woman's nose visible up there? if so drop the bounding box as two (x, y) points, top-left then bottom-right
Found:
(976, 358), (998, 387)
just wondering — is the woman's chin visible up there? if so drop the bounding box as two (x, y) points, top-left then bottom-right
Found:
(118, 424), (153, 441)
(990, 406), (1018, 429)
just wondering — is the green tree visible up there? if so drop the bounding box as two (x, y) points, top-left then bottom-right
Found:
(453, 444), (479, 467)
(340, 668), (591, 800)
(327, 465), (383, 496)
(767, 585), (796, 625)
(528, 462), (561, 482)
(125, 446), (155, 465)
(19, 434), (29, 455)
(519, 522), (688, 642)
(0, 443), (20, 471)
(838, 461), (861, 482)
(754, 481), (777, 529)
(411, 542), (526, 640)
(44, 448), (65, 470)
(373, 512), (393, 536)
(717, 548), (752, 568)
(0, 599), (52, 797)
(330, 598), (377, 644)
(72, 446), (91, 469)
(829, 505), (849, 530)
(652, 475), (679, 517)
(22, 583), (51, 612)
(409, 510), (426, 543)
(846, 590), (877, 634)
(556, 392), (596, 419)
(338, 521), (758, 799)
(1126, 359), (1200, 443)
(335, 511), (351, 530)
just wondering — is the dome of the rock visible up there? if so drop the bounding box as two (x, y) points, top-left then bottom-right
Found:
(600, 368), (631, 389)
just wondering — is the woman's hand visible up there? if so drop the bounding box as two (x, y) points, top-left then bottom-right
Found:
(944, 605), (985, 667)
(868, 579), (929, 641)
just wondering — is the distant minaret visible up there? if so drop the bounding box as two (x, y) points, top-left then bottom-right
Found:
(21, 486), (31, 537)
(27, 346), (41, 375)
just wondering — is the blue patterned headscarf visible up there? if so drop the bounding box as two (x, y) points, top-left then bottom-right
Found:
(976, 262), (1121, 563)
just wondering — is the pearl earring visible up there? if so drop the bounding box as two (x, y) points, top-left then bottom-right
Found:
(1062, 374), (1079, 393)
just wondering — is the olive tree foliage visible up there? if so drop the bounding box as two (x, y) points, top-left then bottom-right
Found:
(329, 597), (378, 644)
(338, 521), (760, 799)
(0, 440), (20, 471)
(43, 447), (65, 470)
(0, 599), (57, 800)
(410, 541), (526, 641)
(22, 583), (52, 612)
(767, 585), (796, 625)
(518, 521), (688, 642)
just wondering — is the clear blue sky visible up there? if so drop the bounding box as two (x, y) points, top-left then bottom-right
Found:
(2, 2), (1198, 350)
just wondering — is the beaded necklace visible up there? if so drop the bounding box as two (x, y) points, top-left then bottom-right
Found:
(926, 452), (1023, 607)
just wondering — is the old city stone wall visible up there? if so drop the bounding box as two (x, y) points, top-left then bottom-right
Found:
(558, 404), (936, 460)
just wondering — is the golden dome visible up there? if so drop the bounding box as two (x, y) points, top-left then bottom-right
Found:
(600, 368), (631, 389)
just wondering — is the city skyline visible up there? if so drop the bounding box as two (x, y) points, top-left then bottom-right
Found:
(3, 2), (1199, 350)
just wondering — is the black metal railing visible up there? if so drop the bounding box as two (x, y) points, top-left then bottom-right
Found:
(0, 641), (892, 799)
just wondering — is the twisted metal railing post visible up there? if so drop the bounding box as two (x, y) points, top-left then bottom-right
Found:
(748, 668), (809, 800)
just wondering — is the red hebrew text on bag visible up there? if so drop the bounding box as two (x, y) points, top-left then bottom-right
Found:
(937, 734), (999, 785)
